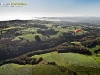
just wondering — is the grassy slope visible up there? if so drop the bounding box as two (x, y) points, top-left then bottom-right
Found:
(31, 52), (99, 67)
(12, 33), (48, 41)
(92, 55), (100, 64)
(11, 25), (85, 41)
(32, 64), (67, 75)
(31, 53), (68, 67)
(59, 53), (99, 67)
(31, 52), (100, 75)
(0, 63), (35, 75)
(0, 52), (100, 75)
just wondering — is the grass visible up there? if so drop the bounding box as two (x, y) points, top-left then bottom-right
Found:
(31, 52), (99, 67)
(1, 63), (100, 75)
(31, 52), (68, 67)
(11, 25), (85, 42)
(49, 31), (63, 38)
(32, 64), (67, 75)
(12, 26), (68, 41)
(45, 24), (53, 28)
(88, 45), (100, 64)
(43, 53), (68, 66)
(70, 65), (100, 75)
(89, 45), (100, 54)
(2, 27), (16, 31)
(11, 64), (24, 68)
(71, 41), (82, 46)
(53, 26), (68, 33)
(53, 26), (85, 36)
(1, 52), (100, 75)
(2, 26), (23, 31)
(92, 55), (100, 64)
(76, 72), (89, 75)
(68, 26), (76, 31)
(31, 53), (51, 59)
(59, 53), (99, 67)
(12, 33), (48, 42)
(20, 28), (39, 33)
(0, 63), (35, 75)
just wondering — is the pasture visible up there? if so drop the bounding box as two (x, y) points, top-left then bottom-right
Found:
(32, 64), (67, 75)
(31, 52), (99, 67)
(59, 53), (99, 67)
(0, 63), (35, 75)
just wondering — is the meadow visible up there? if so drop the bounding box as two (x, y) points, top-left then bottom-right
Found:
(0, 63), (35, 75)
(31, 52), (99, 67)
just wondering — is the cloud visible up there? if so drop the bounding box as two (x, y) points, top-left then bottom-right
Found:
(0, 11), (83, 21)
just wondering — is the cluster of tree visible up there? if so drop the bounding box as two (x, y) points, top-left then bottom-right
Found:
(33, 24), (48, 29)
(0, 41), (91, 66)
(21, 41), (92, 57)
(0, 32), (94, 61)
(0, 56), (43, 66)
(0, 25), (9, 29)
(37, 29), (58, 35)
(0, 41), (92, 66)
(32, 20), (52, 24)
(94, 49), (100, 54)
(0, 21), (8, 26)
(1, 31), (98, 66)
(0, 27), (24, 38)
(1, 26), (100, 61)
(81, 37), (100, 47)
(48, 62), (56, 65)
(0, 20), (28, 25)
(0, 36), (64, 60)
(0, 53), (57, 66)
(57, 46), (91, 55)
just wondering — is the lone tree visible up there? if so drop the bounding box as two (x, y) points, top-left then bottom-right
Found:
(35, 35), (41, 41)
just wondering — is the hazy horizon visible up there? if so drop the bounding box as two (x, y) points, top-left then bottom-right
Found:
(0, 0), (100, 20)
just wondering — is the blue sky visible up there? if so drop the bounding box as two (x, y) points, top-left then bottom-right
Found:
(0, 0), (100, 20)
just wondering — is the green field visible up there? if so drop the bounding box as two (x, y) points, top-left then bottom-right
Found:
(1, 53), (99, 75)
(31, 52), (99, 67)
(31, 53), (68, 67)
(59, 53), (99, 67)
(32, 64), (68, 75)
(92, 55), (100, 64)
(5, 25), (86, 42)
(0, 64), (35, 75)
(12, 33), (49, 41)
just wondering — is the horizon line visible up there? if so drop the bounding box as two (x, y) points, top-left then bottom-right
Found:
(0, 16), (100, 21)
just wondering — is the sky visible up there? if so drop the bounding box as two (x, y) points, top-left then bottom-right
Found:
(0, 0), (100, 20)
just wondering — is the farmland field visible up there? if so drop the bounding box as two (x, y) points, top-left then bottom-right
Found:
(32, 64), (67, 75)
(59, 53), (99, 67)
(0, 64), (35, 75)
(31, 52), (99, 67)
